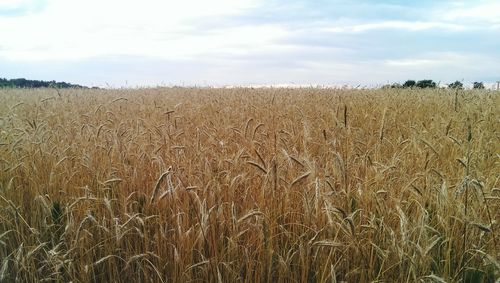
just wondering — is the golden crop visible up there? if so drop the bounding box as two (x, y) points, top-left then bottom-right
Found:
(0, 87), (498, 282)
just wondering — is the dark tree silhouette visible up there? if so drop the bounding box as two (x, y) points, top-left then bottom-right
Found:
(472, 82), (485, 89)
(416, 80), (437, 88)
(403, 80), (416, 88)
(448, 81), (464, 89)
(0, 77), (89, 88)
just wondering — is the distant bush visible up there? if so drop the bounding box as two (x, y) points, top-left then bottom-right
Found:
(415, 80), (437, 88)
(0, 77), (88, 88)
(382, 83), (403, 89)
(448, 81), (464, 89)
(473, 82), (485, 89)
(403, 80), (416, 88)
(384, 80), (487, 90)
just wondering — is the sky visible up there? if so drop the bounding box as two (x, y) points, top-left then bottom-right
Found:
(0, 0), (499, 88)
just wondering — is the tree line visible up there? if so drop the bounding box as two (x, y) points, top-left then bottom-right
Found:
(0, 78), (90, 89)
(384, 80), (485, 89)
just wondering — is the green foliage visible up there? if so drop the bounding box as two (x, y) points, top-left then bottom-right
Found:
(382, 83), (403, 89)
(416, 80), (437, 88)
(473, 82), (485, 89)
(392, 79), (487, 90)
(403, 80), (416, 88)
(0, 77), (88, 88)
(448, 81), (464, 89)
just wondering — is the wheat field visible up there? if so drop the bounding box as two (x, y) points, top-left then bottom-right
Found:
(0, 87), (498, 282)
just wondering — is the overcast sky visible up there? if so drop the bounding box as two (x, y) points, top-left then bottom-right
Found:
(1, 0), (499, 87)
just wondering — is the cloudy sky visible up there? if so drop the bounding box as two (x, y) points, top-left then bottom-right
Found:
(0, 0), (499, 87)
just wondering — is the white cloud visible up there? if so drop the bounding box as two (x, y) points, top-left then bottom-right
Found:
(322, 20), (467, 33)
(1, 0), (499, 86)
(385, 59), (438, 67)
(385, 52), (469, 67)
(0, 0), (278, 61)
(351, 21), (466, 32)
(441, 1), (500, 23)
(0, 0), (30, 9)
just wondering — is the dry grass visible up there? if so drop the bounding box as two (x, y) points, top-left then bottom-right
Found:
(0, 87), (498, 282)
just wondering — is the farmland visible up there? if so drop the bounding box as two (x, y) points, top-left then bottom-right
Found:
(0, 87), (498, 282)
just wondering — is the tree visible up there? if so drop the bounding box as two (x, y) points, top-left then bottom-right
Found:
(382, 83), (402, 89)
(473, 82), (485, 89)
(0, 77), (89, 88)
(416, 80), (437, 88)
(403, 80), (416, 88)
(448, 81), (464, 89)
